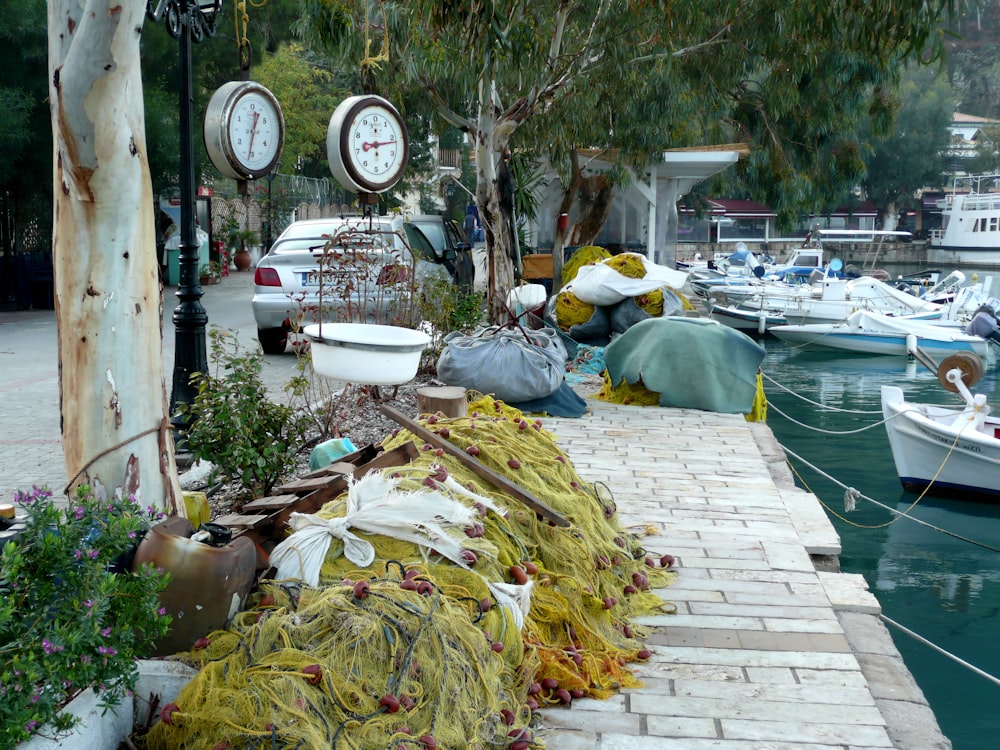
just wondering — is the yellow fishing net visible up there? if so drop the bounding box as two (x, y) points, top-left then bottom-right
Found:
(554, 290), (595, 329)
(595, 374), (661, 406)
(145, 394), (677, 749)
(561, 245), (611, 287)
(604, 253), (647, 279)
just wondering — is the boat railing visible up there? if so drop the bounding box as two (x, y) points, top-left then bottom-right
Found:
(959, 194), (1000, 212)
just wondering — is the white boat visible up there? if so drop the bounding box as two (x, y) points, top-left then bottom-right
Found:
(770, 309), (991, 358)
(687, 244), (825, 297)
(776, 275), (945, 325)
(708, 303), (787, 334)
(927, 173), (1000, 266)
(882, 365), (1000, 500)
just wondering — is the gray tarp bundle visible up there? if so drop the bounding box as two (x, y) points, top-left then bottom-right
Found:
(437, 326), (568, 403)
(603, 317), (766, 413)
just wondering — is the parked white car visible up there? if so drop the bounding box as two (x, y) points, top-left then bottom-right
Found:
(251, 215), (472, 354)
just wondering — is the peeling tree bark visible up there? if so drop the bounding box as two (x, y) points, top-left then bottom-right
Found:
(48, 0), (181, 511)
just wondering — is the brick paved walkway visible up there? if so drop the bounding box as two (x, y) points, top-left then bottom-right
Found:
(534, 399), (950, 750)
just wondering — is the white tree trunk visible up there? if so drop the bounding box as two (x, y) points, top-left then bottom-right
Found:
(48, 0), (181, 510)
(882, 201), (898, 231)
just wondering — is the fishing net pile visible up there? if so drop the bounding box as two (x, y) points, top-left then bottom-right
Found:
(549, 250), (694, 345)
(145, 394), (676, 749)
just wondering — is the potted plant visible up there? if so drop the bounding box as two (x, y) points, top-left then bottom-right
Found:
(199, 261), (222, 285)
(0, 486), (171, 747)
(230, 228), (257, 272)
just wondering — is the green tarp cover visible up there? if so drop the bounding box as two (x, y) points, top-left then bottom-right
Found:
(603, 317), (766, 413)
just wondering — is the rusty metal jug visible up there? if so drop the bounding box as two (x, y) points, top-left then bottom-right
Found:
(132, 515), (256, 656)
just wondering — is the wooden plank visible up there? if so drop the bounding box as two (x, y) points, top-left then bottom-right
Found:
(273, 475), (344, 494)
(213, 513), (271, 529)
(241, 494), (299, 512)
(377, 404), (570, 528)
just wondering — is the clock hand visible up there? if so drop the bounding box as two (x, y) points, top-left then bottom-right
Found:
(361, 140), (394, 152)
(247, 111), (261, 158)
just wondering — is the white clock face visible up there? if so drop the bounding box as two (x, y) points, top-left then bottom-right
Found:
(229, 92), (281, 173)
(327, 95), (410, 193)
(204, 81), (285, 180)
(346, 105), (405, 181)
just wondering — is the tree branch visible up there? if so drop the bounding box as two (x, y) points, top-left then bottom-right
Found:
(630, 24), (733, 64)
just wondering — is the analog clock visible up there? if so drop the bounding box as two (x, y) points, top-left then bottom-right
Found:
(204, 81), (285, 181)
(327, 95), (410, 194)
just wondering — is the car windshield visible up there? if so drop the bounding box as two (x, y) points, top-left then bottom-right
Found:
(270, 226), (397, 255)
(410, 220), (448, 254)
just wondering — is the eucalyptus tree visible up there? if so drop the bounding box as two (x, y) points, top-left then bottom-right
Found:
(48, 0), (183, 511)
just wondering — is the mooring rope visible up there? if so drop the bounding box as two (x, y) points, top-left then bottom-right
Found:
(766, 400), (893, 435)
(879, 614), (1000, 688)
(780, 445), (1000, 551)
(761, 370), (884, 415)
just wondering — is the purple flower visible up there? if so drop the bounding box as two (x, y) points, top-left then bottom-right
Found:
(97, 646), (118, 657)
(30, 692), (40, 704)
(74, 549), (83, 560)
(83, 600), (93, 609)
(25, 720), (38, 732)
(73, 506), (85, 521)
(88, 549), (99, 559)
(42, 639), (64, 655)
(157, 607), (167, 616)
(101, 627), (112, 637)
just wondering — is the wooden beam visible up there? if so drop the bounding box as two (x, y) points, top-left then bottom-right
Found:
(378, 404), (570, 528)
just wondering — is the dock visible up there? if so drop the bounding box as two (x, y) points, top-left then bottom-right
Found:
(535, 397), (951, 749)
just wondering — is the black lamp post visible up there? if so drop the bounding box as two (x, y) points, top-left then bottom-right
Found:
(145, 0), (222, 430)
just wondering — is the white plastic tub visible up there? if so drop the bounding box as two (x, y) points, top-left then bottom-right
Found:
(303, 323), (430, 385)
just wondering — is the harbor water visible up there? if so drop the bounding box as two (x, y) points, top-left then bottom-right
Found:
(760, 324), (1000, 750)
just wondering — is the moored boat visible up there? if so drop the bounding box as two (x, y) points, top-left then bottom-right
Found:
(708, 303), (787, 334)
(770, 309), (991, 358)
(882, 362), (1000, 500)
(927, 173), (1000, 267)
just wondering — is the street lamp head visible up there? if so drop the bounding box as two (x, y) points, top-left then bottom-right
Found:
(146, 0), (223, 41)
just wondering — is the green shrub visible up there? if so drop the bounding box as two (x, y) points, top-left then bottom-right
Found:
(178, 328), (310, 498)
(0, 486), (170, 745)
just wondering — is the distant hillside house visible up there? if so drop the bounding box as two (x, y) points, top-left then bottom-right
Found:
(947, 111), (1000, 167)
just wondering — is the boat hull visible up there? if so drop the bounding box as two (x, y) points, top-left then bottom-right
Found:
(709, 304), (786, 333)
(771, 327), (988, 358)
(881, 385), (1000, 500)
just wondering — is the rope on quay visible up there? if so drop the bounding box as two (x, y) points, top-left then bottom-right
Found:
(780, 445), (1000, 551)
(880, 614), (1000, 688)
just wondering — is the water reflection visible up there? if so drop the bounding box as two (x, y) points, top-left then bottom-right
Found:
(760, 334), (1000, 749)
(875, 497), (1000, 614)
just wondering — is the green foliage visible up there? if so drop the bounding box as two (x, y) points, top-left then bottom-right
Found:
(861, 65), (955, 218)
(417, 275), (484, 361)
(0, 0), (51, 205)
(0, 486), (170, 746)
(253, 43), (349, 177)
(179, 328), (310, 497)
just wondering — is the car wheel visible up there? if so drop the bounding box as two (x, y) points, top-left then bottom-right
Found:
(258, 326), (288, 355)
